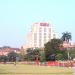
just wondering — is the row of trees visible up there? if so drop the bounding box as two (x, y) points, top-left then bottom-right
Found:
(0, 52), (19, 62)
(44, 32), (74, 61)
(1, 47), (75, 62)
(0, 32), (75, 62)
(24, 32), (75, 61)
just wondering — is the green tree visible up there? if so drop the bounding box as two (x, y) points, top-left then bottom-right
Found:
(61, 32), (71, 42)
(61, 32), (72, 60)
(24, 48), (40, 61)
(40, 51), (46, 62)
(0, 55), (8, 62)
(44, 38), (63, 61)
(8, 52), (19, 62)
(56, 54), (63, 60)
(68, 48), (75, 59)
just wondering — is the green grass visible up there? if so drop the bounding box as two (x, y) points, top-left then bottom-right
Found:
(0, 63), (73, 75)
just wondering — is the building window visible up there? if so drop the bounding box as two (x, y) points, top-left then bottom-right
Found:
(44, 33), (46, 36)
(49, 28), (51, 32)
(39, 38), (42, 46)
(39, 33), (42, 38)
(44, 28), (46, 32)
(44, 35), (46, 39)
(39, 28), (42, 32)
(39, 38), (41, 43)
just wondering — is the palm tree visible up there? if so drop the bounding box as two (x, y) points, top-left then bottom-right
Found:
(61, 32), (72, 60)
(61, 32), (71, 43)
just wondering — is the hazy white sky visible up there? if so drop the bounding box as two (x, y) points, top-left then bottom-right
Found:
(0, 0), (75, 47)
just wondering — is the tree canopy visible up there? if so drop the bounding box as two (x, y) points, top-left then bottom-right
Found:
(44, 38), (64, 61)
(61, 32), (71, 42)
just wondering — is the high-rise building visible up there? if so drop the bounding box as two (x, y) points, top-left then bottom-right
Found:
(24, 22), (55, 49)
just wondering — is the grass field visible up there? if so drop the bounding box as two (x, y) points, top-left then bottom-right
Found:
(0, 63), (73, 75)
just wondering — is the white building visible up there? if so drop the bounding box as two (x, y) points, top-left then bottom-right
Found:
(24, 22), (55, 49)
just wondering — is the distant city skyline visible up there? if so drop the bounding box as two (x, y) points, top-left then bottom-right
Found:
(0, 0), (75, 47)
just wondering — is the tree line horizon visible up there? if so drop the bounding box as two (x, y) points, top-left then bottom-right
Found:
(0, 31), (75, 62)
